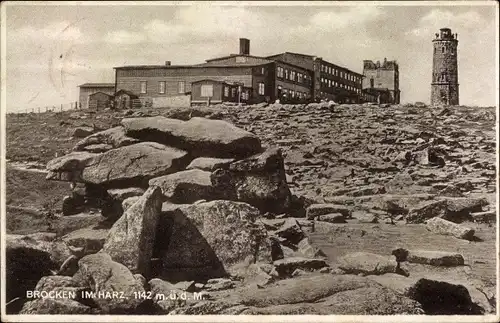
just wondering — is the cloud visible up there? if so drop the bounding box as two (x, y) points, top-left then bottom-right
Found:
(104, 30), (146, 44)
(310, 6), (385, 30)
(11, 21), (88, 43)
(406, 9), (484, 38)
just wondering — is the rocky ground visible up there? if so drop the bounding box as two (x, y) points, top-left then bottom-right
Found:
(4, 102), (498, 316)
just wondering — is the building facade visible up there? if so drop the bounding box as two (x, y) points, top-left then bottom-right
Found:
(113, 39), (368, 106)
(431, 28), (459, 106)
(362, 59), (400, 104)
(267, 52), (364, 103)
(78, 83), (115, 109)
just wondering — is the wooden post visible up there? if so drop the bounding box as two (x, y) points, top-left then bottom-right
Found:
(61, 103), (63, 112)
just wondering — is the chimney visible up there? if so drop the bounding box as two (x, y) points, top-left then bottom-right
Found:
(165, 61), (171, 66)
(239, 38), (250, 55)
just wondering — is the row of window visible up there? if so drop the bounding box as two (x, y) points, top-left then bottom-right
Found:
(278, 86), (309, 99)
(321, 65), (361, 83)
(140, 81), (185, 94)
(223, 86), (250, 100)
(276, 66), (309, 84)
(320, 78), (360, 93)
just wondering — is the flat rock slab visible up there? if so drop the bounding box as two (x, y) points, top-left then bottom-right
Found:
(149, 169), (219, 203)
(81, 142), (190, 187)
(425, 217), (475, 240)
(273, 257), (328, 277)
(122, 116), (261, 158)
(61, 227), (109, 256)
(46, 152), (98, 181)
(73, 126), (139, 152)
(317, 213), (347, 223)
(107, 187), (145, 200)
(186, 157), (234, 171)
(306, 204), (351, 219)
(337, 252), (398, 275)
(72, 253), (145, 313)
(406, 249), (465, 267)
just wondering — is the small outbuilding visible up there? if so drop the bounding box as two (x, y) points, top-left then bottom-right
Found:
(88, 92), (113, 110)
(114, 89), (140, 109)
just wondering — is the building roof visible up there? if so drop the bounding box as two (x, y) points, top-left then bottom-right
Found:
(205, 54), (274, 64)
(267, 51), (363, 76)
(89, 91), (113, 97)
(266, 52), (316, 59)
(114, 63), (269, 70)
(79, 83), (115, 88)
(115, 89), (139, 98)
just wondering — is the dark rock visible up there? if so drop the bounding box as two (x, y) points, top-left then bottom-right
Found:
(211, 148), (292, 214)
(72, 253), (145, 313)
(273, 257), (328, 277)
(149, 169), (219, 203)
(102, 187), (163, 277)
(337, 252), (399, 276)
(306, 204), (351, 220)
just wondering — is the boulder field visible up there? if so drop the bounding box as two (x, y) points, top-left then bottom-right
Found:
(6, 103), (496, 315)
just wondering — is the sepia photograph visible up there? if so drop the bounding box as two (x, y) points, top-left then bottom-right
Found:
(1, 1), (498, 322)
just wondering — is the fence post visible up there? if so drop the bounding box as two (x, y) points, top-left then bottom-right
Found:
(38, 107), (40, 114)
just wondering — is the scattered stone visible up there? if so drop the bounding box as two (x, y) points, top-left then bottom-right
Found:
(425, 217), (475, 240)
(273, 218), (305, 245)
(306, 204), (351, 220)
(405, 249), (465, 266)
(20, 298), (93, 314)
(337, 252), (399, 276)
(317, 213), (347, 223)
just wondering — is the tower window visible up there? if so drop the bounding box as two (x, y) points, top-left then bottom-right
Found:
(442, 47), (445, 53)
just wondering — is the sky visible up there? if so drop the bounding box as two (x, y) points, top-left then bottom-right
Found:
(2, 1), (498, 112)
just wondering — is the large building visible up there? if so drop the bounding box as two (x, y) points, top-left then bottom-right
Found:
(113, 38), (366, 106)
(362, 58), (400, 104)
(431, 28), (459, 106)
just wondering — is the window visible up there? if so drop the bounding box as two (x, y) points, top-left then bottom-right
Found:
(224, 86), (229, 97)
(158, 81), (166, 94)
(201, 84), (213, 97)
(231, 88), (236, 98)
(329, 67), (332, 74)
(290, 90), (295, 98)
(328, 80), (331, 87)
(442, 47), (445, 53)
(140, 81), (147, 94)
(297, 73), (303, 83)
(277, 67), (284, 78)
(261, 67), (266, 75)
(258, 82), (265, 95)
(290, 71), (296, 81)
(178, 81), (185, 94)
(284, 69), (289, 79)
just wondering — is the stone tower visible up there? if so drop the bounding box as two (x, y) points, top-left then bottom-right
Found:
(431, 28), (459, 105)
